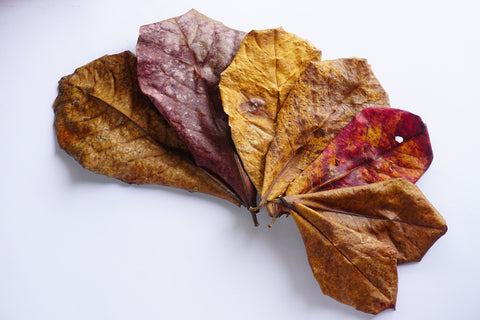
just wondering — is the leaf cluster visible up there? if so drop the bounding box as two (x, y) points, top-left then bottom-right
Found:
(53, 9), (447, 314)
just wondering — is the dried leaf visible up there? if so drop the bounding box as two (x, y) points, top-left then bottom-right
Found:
(284, 179), (447, 263)
(54, 51), (241, 205)
(287, 107), (433, 196)
(278, 179), (446, 313)
(261, 58), (390, 204)
(136, 9), (256, 207)
(291, 201), (398, 314)
(219, 28), (322, 192)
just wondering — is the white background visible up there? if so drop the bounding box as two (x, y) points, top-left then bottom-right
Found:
(1, 0), (479, 319)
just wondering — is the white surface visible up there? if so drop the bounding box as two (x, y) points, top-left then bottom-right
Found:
(1, 0), (479, 319)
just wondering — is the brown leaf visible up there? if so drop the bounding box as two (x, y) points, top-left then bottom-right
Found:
(53, 51), (241, 206)
(219, 28), (322, 192)
(261, 59), (390, 205)
(136, 9), (256, 208)
(283, 179), (447, 263)
(291, 201), (398, 314)
(271, 179), (447, 313)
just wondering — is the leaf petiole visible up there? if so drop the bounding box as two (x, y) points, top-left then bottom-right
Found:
(266, 196), (293, 228)
(249, 209), (260, 227)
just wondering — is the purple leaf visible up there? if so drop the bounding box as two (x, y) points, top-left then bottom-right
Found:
(136, 9), (256, 207)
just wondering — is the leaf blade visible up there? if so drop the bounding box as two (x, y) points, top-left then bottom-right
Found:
(54, 51), (241, 205)
(219, 28), (322, 192)
(262, 58), (390, 204)
(285, 179), (447, 263)
(136, 9), (255, 207)
(291, 202), (398, 314)
(287, 107), (433, 195)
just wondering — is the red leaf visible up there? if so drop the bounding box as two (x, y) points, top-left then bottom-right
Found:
(287, 107), (433, 195)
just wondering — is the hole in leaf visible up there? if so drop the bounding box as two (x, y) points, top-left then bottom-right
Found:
(395, 136), (404, 143)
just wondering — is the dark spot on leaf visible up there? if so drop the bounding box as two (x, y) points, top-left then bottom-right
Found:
(245, 98), (265, 114)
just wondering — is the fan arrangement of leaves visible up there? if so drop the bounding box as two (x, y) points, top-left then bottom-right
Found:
(53, 9), (447, 314)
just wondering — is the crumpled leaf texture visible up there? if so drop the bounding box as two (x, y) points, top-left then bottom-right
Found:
(287, 107), (433, 196)
(137, 9), (256, 207)
(54, 51), (241, 205)
(220, 28), (322, 192)
(292, 203), (398, 314)
(219, 26), (444, 314)
(283, 179), (446, 314)
(53, 12), (447, 316)
(262, 58), (390, 204)
(285, 179), (447, 263)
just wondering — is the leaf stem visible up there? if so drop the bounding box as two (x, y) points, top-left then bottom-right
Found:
(267, 196), (293, 228)
(268, 212), (279, 228)
(269, 196), (294, 210)
(248, 207), (260, 227)
(249, 197), (266, 213)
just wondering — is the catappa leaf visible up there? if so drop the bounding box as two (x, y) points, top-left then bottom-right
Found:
(264, 107), (442, 313)
(136, 9), (256, 208)
(54, 51), (241, 205)
(283, 179), (447, 263)
(261, 58), (390, 204)
(275, 179), (446, 313)
(219, 28), (322, 192)
(291, 199), (398, 314)
(286, 107), (433, 196)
